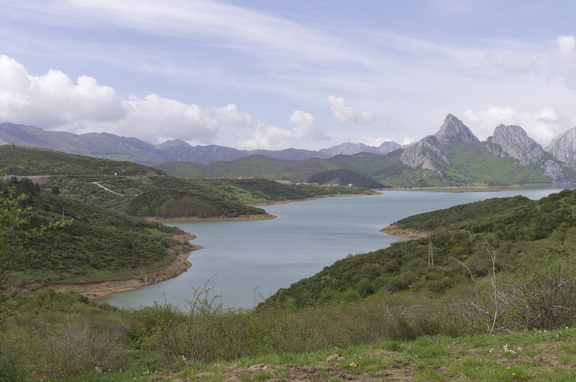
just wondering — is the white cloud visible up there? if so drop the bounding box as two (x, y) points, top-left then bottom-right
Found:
(237, 110), (330, 150)
(289, 110), (329, 140)
(462, 106), (575, 145)
(557, 35), (576, 59)
(0, 55), (283, 145)
(327, 96), (379, 125)
(549, 35), (576, 91)
(0, 55), (125, 127)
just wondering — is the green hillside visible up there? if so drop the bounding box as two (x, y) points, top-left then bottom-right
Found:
(0, 177), (189, 285)
(156, 155), (343, 183)
(445, 142), (551, 185)
(307, 169), (386, 188)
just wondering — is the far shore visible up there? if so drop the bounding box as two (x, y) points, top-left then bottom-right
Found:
(145, 213), (278, 222)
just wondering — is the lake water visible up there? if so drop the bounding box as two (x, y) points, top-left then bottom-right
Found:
(103, 187), (564, 310)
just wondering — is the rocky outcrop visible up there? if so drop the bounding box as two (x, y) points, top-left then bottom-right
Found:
(400, 114), (478, 171)
(540, 160), (571, 184)
(546, 127), (576, 166)
(487, 124), (570, 183)
(487, 125), (544, 165)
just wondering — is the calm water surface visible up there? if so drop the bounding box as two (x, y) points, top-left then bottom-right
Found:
(104, 187), (563, 310)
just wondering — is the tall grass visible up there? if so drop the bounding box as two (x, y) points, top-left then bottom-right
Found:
(4, 249), (576, 381)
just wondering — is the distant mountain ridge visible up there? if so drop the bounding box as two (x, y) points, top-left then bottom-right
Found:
(394, 114), (571, 184)
(2, 114), (576, 186)
(0, 122), (401, 165)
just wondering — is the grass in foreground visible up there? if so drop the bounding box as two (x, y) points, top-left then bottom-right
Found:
(59, 327), (576, 382)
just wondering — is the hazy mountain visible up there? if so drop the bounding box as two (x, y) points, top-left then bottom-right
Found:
(0, 122), (401, 165)
(157, 139), (247, 163)
(319, 141), (401, 157)
(0, 123), (166, 165)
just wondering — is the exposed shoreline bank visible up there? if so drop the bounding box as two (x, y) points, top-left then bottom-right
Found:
(380, 224), (429, 239)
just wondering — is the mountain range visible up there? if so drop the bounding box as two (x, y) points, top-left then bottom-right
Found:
(2, 114), (576, 187)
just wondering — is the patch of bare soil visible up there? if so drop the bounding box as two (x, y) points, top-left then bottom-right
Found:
(164, 354), (414, 381)
(380, 224), (429, 239)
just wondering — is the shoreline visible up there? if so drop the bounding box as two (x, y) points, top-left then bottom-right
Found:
(145, 213), (278, 222)
(249, 193), (375, 206)
(30, 233), (201, 300)
(380, 224), (429, 239)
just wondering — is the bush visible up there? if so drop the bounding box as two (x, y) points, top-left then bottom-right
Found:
(0, 291), (130, 380)
(0, 360), (26, 382)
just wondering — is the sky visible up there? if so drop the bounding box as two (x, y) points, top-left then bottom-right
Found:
(1, 1), (576, 151)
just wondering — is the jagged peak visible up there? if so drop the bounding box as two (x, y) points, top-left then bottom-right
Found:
(435, 114), (479, 145)
(493, 124), (529, 138)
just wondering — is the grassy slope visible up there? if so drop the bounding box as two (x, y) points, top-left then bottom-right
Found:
(446, 142), (550, 185)
(0, 145), (164, 176)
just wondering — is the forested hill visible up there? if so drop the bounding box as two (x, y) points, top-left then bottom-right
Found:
(0, 176), (189, 285)
(262, 188), (576, 308)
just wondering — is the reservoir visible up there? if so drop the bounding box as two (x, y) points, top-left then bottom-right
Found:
(104, 187), (562, 310)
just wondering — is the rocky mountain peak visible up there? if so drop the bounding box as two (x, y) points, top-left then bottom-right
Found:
(487, 124), (569, 183)
(399, 114), (479, 172)
(434, 114), (479, 145)
(546, 126), (576, 166)
(486, 124), (543, 165)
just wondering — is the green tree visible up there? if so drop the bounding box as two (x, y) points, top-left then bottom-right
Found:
(0, 186), (71, 290)
(0, 189), (31, 288)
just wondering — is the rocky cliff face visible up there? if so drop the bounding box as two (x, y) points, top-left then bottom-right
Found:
(435, 114), (479, 145)
(400, 114), (478, 171)
(487, 124), (570, 183)
(546, 127), (576, 166)
(486, 125), (544, 165)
